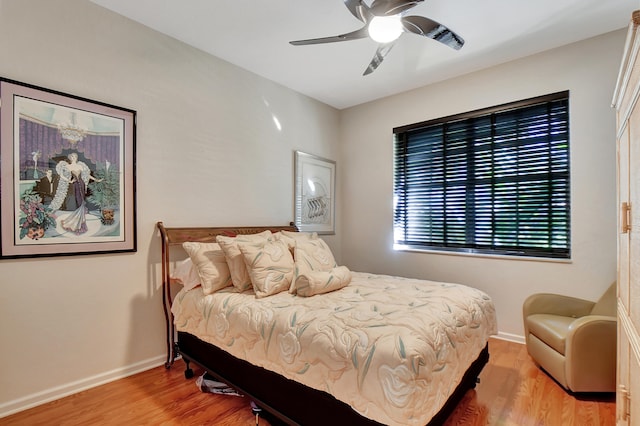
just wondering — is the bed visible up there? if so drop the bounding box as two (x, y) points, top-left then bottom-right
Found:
(157, 221), (497, 425)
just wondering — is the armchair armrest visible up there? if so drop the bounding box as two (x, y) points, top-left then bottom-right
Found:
(565, 315), (617, 392)
(523, 293), (595, 318)
(568, 314), (617, 342)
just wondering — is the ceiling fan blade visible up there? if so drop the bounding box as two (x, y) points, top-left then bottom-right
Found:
(402, 15), (464, 50)
(290, 26), (369, 45)
(343, 0), (372, 22)
(363, 42), (396, 75)
(370, 0), (423, 16)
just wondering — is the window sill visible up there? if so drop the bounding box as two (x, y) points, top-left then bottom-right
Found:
(393, 245), (573, 264)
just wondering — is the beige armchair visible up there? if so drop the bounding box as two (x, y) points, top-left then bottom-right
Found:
(523, 283), (617, 393)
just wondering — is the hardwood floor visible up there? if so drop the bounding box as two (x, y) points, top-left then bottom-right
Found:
(443, 339), (615, 426)
(2, 338), (614, 426)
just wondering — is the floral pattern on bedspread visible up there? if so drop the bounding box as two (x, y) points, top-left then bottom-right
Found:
(172, 272), (497, 426)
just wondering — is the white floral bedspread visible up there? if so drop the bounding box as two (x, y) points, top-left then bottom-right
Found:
(172, 272), (497, 425)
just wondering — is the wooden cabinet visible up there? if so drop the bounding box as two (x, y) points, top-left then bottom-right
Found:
(613, 10), (640, 426)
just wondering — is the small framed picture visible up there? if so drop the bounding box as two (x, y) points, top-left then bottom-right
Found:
(0, 77), (136, 258)
(294, 151), (335, 234)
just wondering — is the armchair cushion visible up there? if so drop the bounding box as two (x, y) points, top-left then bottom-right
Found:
(525, 314), (574, 355)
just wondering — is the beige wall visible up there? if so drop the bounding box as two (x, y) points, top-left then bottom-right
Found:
(0, 0), (341, 415)
(0, 0), (625, 417)
(340, 29), (624, 340)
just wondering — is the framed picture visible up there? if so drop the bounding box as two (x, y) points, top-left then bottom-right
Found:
(294, 151), (335, 234)
(0, 77), (136, 258)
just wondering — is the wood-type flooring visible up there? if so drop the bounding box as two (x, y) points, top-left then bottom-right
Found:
(1, 338), (615, 425)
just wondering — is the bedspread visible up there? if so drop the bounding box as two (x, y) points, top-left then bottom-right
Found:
(172, 272), (497, 425)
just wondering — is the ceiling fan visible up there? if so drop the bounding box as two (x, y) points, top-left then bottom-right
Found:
(289, 0), (464, 75)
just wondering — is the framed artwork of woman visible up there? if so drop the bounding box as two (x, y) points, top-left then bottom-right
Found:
(0, 77), (136, 258)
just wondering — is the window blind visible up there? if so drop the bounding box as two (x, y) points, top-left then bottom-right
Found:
(393, 92), (570, 259)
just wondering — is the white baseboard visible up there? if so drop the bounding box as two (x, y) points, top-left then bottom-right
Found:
(493, 331), (526, 345)
(0, 355), (166, 419)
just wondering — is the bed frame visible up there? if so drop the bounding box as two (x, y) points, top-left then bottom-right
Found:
(157, 221), (490, 425)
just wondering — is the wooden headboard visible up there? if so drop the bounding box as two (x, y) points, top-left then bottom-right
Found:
(157, 221), (298, 286)
(157, 222), (297, 245)
(156, 221), (298, 367)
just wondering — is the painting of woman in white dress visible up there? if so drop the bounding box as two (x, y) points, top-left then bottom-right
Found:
(49, 152), (102, 235)
(0, 78), (136, 258)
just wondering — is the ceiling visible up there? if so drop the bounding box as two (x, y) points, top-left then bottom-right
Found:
(90, 0), (637, 110)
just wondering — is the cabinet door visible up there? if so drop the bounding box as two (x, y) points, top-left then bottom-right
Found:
(623, 72), (640, 426)
(631, 354), (640, 426)
(632, 119), (640, 426)
(617, 325), (630, 425)
(619, 123), (630, 311)
(615, 13), (640, 425)
(630, 105), (640, 333)
(618, 122), (631, 425)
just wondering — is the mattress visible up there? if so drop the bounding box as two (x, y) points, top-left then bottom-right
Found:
(172, 271), (497, 426)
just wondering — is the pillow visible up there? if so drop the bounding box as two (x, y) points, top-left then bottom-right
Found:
(238, 239), (294, 298)
(291, 238), (337, 293)
(277, 230), (318, 251)
(216, 231), (273, 291)
(296, 266), (352, 297)
(170, 258), (201, 291)
(182, 242), (233, 294)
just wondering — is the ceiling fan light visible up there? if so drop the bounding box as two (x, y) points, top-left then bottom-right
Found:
(368, 15), (403, 43)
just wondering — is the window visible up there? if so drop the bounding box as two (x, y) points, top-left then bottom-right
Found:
(393, 92), (570, 259)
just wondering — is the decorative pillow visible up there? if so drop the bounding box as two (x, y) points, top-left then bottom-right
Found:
(296, 266), (352, 297)
(291, 238), (337, 293)
(216, 231), (273, 291)
(238, 239), (294, 298)
(170, 258), (201, 291)
(277, 230), (318, 251)
(182, 242), (233, 294)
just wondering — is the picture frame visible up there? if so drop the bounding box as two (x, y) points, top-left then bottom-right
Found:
(294, 151), (335, 234)
(0, 77), (136, 258)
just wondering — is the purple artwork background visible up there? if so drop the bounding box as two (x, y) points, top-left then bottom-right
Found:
(18, 118), (121, 180)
